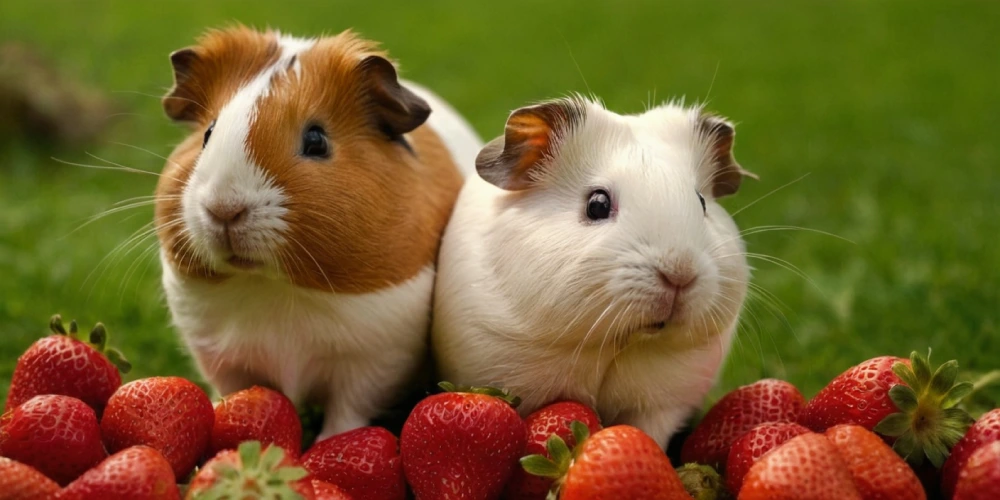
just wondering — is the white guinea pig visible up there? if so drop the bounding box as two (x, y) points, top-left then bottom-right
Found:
(154, 26), (482, 441)
(431, 95), (757, 448)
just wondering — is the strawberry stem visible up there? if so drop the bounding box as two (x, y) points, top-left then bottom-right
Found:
(46, 314), (132, 374)
(677, 463), (732, 500)
(200, 441), (309, 500)
(874, 349), (975, 468)
(436, 381), (522, 408)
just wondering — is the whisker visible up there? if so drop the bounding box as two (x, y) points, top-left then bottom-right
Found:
(730, 173), (811, 217)
(50, 156), (160, 178)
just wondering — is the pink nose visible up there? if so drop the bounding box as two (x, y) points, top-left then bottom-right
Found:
(204, 203), (247, 226)
(658, 269), (696, 290)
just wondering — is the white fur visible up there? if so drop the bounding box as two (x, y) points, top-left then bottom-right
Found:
(161, 37), (482, 440)
(431, 98), (750, 449)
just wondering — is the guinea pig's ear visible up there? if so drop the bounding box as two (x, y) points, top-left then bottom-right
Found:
(476, 98), (585, 191)
(163, 47), (201, 123)
(698, 114), (758, 198)
(358, 55), (431, 137)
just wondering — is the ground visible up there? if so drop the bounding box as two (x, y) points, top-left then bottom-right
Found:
(1, 0), (997, 415)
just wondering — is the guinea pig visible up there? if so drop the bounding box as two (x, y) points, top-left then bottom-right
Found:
(431, 94), (757, 449)
(154, 25), (482, 441)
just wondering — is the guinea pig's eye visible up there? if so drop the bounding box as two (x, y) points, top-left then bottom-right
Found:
(697, 191), (706, 214)
(301, 125), (330, 158)
(202, 120), (216, 149)
(586, 190), (612, 221)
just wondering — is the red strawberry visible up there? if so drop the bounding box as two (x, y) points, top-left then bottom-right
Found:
(824, 424), (926, 500)
(953, 440), (1000, 500)
(0, 394), (107, 486)
(739, 432), (861, 500)
(942, 409), (1000, 499)
(100, 376), (214, 481)
(185, 440), (314, 500)
(802, 351), (975, 472)
(57, 445), (179, 500)
(680, 378), (805, 471)
(799, 356), (906, 433)
(210, 385), (302, 459)
(523, 423), (691, 499)
(0, 456), (61, 500)
(4, 315), (130, 416)
(504, 400), (602, 500)
(301, 426), (405, 500)
(725, 422), (811, 495)
(400, 382), (527, 500)
(312, 480), (355, 500)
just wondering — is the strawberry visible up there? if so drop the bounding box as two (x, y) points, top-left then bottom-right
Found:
(724, 422), (811, 496)
(301, 426), (405, 500)
(57, 445), (179, 500)
(952, 440), (1000, 500)
(824, 424), (926, 500)
(0, 394), (107, 486)
(680, 378), (805, 471)
(100, 376), (214, 481)
(503, 400), (603, 500)
(185, 440), (314, 500)
(739, 432), (861, 500)
(0, 456), (61, 500)
(210, 385), (303, 459)
(522, 422), (691, 499)
(941, 408), (1000, 499)
(4, 314), (130, 416)
(312, 480), (355, 500)
(400, 382), (527, 500)
(799, 356), (907, 433)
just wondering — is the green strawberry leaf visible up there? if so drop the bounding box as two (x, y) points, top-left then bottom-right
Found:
(49, 314), (67, 334)
(942, 382), (975, 409)
(874, 412), (911, 437)
(546, 434), (572, 468)
(239, 440), (263, 470)
(520, 454), (562, 479)
(929, 360), (960, 397)
(570, 420), (590, 449)
(888, 385), (919, 413)
(910, 349), (933, 389)
(892, 361), (920, 391)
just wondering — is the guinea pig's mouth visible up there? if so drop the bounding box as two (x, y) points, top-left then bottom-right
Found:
(226, 255), (262, 270)
(630, 321), (668, 336)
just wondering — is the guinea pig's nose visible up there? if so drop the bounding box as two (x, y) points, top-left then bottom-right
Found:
(204, 203), (247, 226)
(657, 269), (697, 290)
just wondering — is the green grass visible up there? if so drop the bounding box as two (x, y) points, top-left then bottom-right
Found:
(1, 0), (998, 413)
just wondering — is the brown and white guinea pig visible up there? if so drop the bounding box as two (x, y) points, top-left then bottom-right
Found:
(431, 95), (758, 449)
(154, 26), (482, 440)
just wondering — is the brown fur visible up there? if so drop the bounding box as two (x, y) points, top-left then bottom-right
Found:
(156, 27), (464, 293)
(476, 97), (586, 191)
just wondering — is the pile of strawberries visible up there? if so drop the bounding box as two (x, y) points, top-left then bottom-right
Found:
(1, 315), (998, 500)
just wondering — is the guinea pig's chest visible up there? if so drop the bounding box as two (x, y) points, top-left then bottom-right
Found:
(162, 261), (434, 402)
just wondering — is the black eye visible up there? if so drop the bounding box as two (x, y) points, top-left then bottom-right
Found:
(203, 120), (215, 148)
(586, 190), (612, 221)
(301, 125), (329, 158)
(697, 191), (706, 214)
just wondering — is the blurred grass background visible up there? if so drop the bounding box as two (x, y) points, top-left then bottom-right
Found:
(1, 0), (997, 413)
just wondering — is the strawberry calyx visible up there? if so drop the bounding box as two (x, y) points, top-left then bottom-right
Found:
(873, 348), (975, 468)
(49, 314), (131, 374)
(436, 381), (521, 408)
(520, 420), (591, 500)
(676, 463), (732, 500)
(199, 441), (310, 500)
